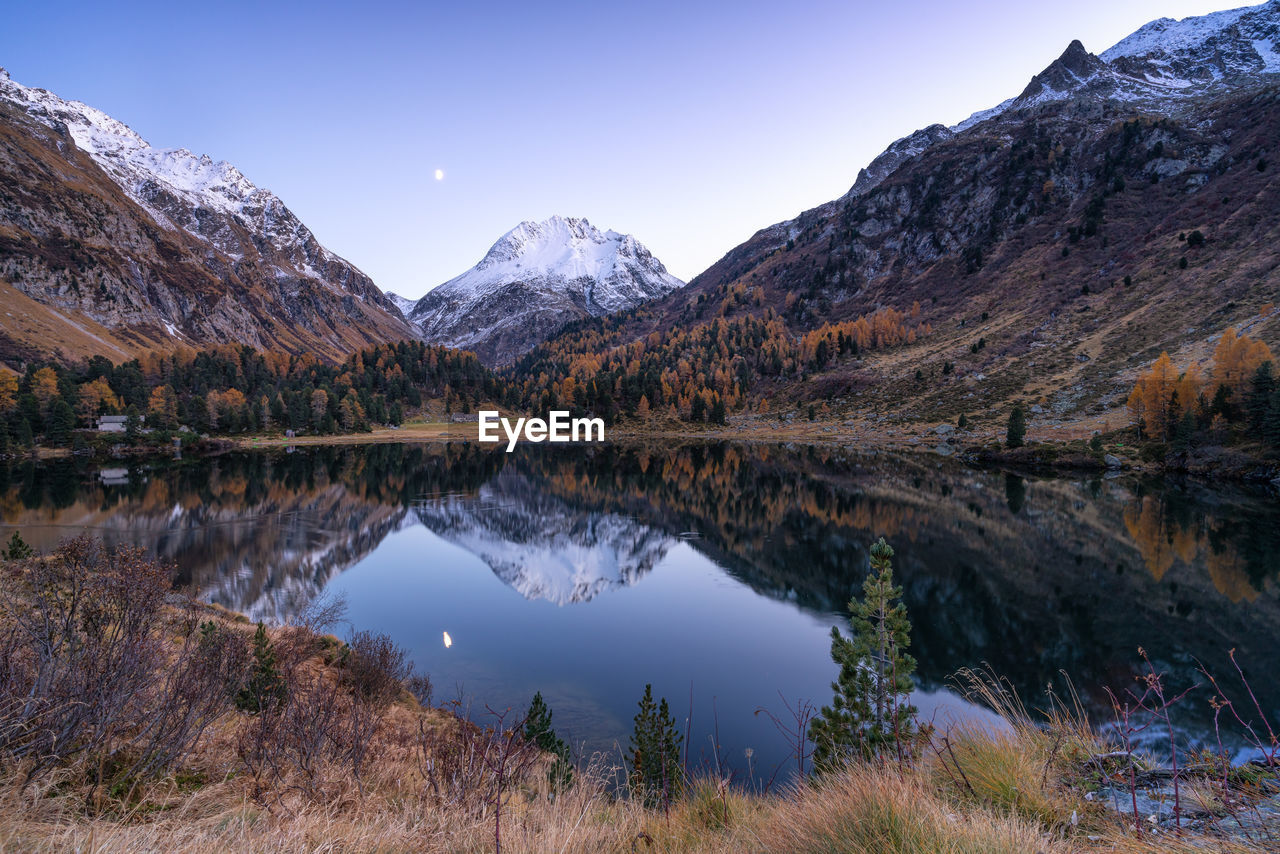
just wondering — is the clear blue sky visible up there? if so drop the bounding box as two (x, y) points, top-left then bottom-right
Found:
(0, 0), (1244, 297)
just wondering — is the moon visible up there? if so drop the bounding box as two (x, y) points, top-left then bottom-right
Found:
(434, 169), (444, 181)
(442, 630), (452, 648)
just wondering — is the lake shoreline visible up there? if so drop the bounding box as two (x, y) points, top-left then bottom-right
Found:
(6, 417), (1277, 487)
(224, 420), (1280, 487)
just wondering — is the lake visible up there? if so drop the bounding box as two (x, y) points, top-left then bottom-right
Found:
(2, 441), (1277, 778)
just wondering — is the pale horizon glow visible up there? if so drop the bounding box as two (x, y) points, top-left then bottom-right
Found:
(0, 0), (1252, 298)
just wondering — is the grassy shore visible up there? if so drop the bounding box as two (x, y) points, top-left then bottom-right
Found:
(233, 420), (459, 448)
(228, 414), (1095, 452)
(224, 415), (1157, 475)
(1, 541), (1274, 853)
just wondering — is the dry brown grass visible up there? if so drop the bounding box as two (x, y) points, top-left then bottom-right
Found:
(754, 765), (1072, 854)
(933, 725), (1089, 829)
(0, 758), (1072, 854)
(0, 559), (1270, 853)
(0, 712), (1269, 853)
(928, 669), (1101, 832)
(233, 420), (460, 448)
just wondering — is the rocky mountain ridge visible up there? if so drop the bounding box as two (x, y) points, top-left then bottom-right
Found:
(0, 68), (417, 364)
(846, 1), (1280, 203)
(548, 1), (1280, 427)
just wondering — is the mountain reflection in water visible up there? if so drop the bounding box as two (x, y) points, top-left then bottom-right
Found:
(1, 441), (1277, 768)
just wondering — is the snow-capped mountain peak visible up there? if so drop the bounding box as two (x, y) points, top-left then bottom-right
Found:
(3, 71), (257, 221)
(404, 215), (683, 365)
(852, 1), (1280, 198)
(1008, 1), (1279, 113)
(473, 215), (662, 286)
(1101, 0), (1280, 84)
(0, 67), (412, 359)
(0, 68), (376, 284)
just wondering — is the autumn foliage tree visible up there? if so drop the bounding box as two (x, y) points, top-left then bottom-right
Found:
(511, 304), (930, 424)
(1127, 329), (1278, 449)
(1127, 352), (1181, 440)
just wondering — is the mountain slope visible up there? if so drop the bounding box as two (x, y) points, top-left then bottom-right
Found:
(524, 2), (1280, 428)
(407, 215), (683, 365)
(0, 68), (417, 365)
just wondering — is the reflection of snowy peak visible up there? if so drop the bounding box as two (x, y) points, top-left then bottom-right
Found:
(412, 474), (675, 605)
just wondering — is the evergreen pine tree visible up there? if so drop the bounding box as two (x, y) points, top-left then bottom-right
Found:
(3, 530), (33, 560)
(1006, 405), (1026, 449)
(1171, 409), (1197, 455)
(690, 394), (706, 423)
(815, 338), (830, 368)
(1211, 385), (1234, 422)
(1247, 362), (1275, 431)
(1265, 389), (1280, 450)
(125, 404), (142, 443)
(710, 396), (727, 426)
(16, 418), (33, 449)
(628, 684), (683, 808)
(45, 400), (76, 447)
(524, 691), (573, 791)
(808, 538), (918, 770)
(236, 623), (287, 713)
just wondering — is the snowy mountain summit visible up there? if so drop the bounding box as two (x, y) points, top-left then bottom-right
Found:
(846, 0), (1280, 200)
(0, 67), (411, 358)
(404, 215), (683, 365)
(0, 68), (389, 295)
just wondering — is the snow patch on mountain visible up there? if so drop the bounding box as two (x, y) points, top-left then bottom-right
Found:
(384, 292), (419, 317)
(1102, 7), (1253, 63)
(846, 124), (955, 198)
(952, 97), (1018, 133)
(3, 71), (260, 222)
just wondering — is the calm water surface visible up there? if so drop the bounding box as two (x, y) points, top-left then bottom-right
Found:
(2, 442), (1277, 776)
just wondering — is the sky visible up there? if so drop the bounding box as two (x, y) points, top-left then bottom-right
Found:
(0, 0), (1250, 298)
